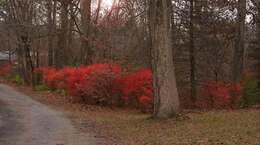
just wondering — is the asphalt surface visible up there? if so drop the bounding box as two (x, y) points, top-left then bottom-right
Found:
(0, 84), (98, 145)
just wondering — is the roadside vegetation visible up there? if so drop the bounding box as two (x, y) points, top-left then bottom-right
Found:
(0, 64), (259, 144)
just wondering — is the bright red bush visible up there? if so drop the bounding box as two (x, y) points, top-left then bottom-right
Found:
(36, 64), (154, 111)
(0, 63), (13, 77)
(35, 67), (75, 90)
(117, 69), (154, 111)
(67, 63), (123, 104)
(35, 63), (245, 112)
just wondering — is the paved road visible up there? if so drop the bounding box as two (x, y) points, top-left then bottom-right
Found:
(0, 84), (97, 145)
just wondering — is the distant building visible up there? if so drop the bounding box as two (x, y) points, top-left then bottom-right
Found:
(0, 51), (9, 61)
(0, 51), (9, 67)
(0, 51), (17, 65)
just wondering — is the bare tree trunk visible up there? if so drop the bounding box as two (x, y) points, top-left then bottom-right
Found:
(256, 1), (260, 88)
(47, 0), (53, 66)
(56, 0), (69, 69)
(189, 0), (196, 102)
(36, 32), (40, 85)
(94, 0), (102, 25)
(256, 1), (260, 69)
(232, 0), (246, 84)
(80, 0), (92, 65)
(149, 0), (180, 119)
(52, 0), (57, 66)
(17, 38), (27, 82)
(22, 35), (34, 86)
(7, 29), (12, 64)
(68, 1), (74, 65)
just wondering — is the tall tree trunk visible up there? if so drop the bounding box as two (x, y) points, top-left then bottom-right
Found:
(232, 0), (246, 84)
(80, 0), (92, 65)
(52, 0), (57, 66)
(189, 0), (196, 102)
(47, 0), (53, 66)
(94, 0), (102, 25)
(257, 1), (260, 69)
(68, 1), (74, 65)
(56, 0), (68, 69)
(7, 29), (12, 64)
(21, 35), (34, 86)
(256, 1), (260, 88)
(149, 0), (180, 119)
(17, 37), (27, 83)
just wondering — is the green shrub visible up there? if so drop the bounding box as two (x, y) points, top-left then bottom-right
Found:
(56, 89), (67, 95)
(35, 85), (49, 91)
(12, 75), (24, 85)
(240, 71), (260, 106)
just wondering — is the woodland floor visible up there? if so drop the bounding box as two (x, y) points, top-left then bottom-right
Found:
(0, 78), (259, 145)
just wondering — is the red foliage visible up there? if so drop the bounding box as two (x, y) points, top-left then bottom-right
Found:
(117, 70), (154, 111)
(36, 64), (154, 111)
(196, 82), (243, 109)
(35, 67), (74, 90)
(0, 63), (13, 77)
(36, 67), (74, 91)
(35, 63), (245, 112)
(67, 63), (123, 104)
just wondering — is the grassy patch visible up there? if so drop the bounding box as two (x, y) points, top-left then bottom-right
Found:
(35, 85), (49, 91)
(11, 75), (24, 85)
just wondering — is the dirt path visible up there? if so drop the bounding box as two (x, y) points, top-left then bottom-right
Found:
(0, 84), (99, 145)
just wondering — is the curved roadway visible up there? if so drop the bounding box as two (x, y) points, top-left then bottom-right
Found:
(0, 84), (97, 145)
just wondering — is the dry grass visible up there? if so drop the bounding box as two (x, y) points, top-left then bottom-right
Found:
(1, 77), (259, 145)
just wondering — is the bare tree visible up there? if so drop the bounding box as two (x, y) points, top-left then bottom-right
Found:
(47, 0), (56, 67)
(232, 0), (246, 84)
(55, 0), (69, 69)
(80, 0), (92, 64)
(189, 0), (196, 102)
(149, 0), (180, 119)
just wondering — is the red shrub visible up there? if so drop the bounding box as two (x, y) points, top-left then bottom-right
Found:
(66, 66), (89, 97)
(35, 63), (245, 112)
(67, 63), (124, 104)
(35, 67), (74, 90)
(118, 69), (154, 111)
(0, 63), (13, 77)
(36, 64), (154, 111)
(196, 82), (243, 109)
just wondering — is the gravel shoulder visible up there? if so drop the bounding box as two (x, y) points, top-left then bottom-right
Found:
(0, 84), (101, 145)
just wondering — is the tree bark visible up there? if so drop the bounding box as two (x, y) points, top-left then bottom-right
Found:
(80, 0), (92, 65)
(189, 0), (196, 102)
(56, 0), (68, 69)
(232, 0), (246, 84)
(47, 0), (53, 66)
(256, 1), (260, 88)
(68, 1), (74, 65)
(149, 0), (180, 119)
